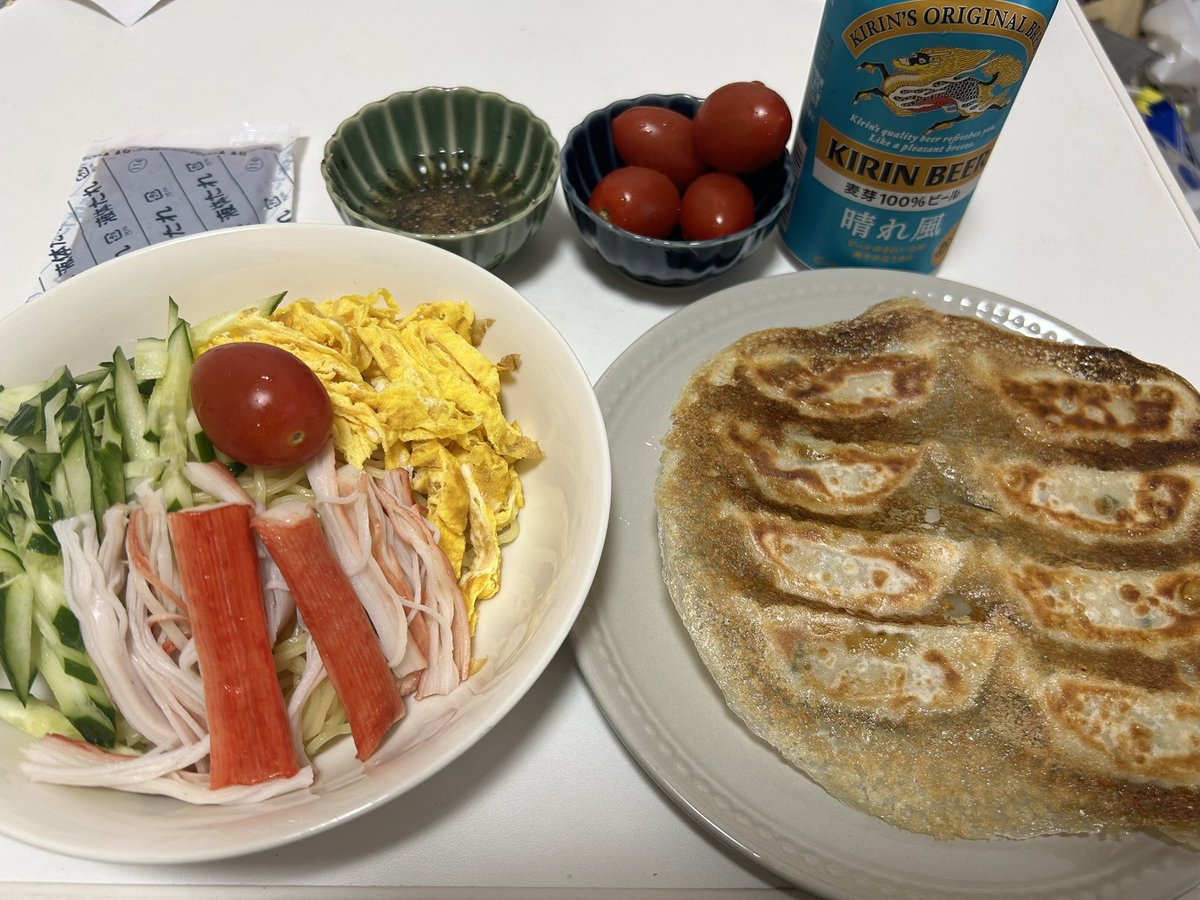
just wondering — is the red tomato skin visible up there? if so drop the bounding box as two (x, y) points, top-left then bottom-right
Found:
(611, 106), (708, 190)
(190, 342), (333, 468)
(680, 173), (756, 241)
(588, 166), (680, 239)
(693, 81), (793, 174)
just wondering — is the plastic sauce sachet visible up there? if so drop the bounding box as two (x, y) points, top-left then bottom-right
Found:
(38, 125), (298, 293)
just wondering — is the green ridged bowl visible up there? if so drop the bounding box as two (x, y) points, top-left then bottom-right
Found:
(322, 86), (559, 270)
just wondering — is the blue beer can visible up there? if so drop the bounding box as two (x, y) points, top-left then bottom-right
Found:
(779, 0), (1059, 272)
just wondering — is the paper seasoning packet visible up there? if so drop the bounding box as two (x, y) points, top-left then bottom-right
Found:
(37, 125), (298, 293)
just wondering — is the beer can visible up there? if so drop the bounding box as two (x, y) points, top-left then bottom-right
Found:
(779, 0), (1059, 272)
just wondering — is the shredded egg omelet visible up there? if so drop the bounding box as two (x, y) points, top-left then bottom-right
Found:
(198, 289), (543, 631)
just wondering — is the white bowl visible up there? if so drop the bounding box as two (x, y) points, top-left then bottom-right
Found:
(0, 223), (611, 863)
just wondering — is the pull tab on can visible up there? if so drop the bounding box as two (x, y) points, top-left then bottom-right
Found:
(779, 0), (1058, 272)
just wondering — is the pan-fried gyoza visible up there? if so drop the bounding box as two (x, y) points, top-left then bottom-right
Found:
(656, 298), (1200, 845)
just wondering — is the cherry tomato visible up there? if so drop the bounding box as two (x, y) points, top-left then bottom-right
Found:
(588, 166), (680, 239)
(680, 173), (756, 241)
(693, 81), (792, 174)
(611, 106), (708, 190)
(190, 342), (333, 468)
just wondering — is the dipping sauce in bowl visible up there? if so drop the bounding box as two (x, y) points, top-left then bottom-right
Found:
(322, 87), (560, 270)
(371, 152), (521, 236)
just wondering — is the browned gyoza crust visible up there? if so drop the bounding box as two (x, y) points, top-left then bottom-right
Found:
(655, 298), (1200, 844)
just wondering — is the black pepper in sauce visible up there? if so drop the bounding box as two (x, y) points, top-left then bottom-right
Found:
(369, 153), (522, 235)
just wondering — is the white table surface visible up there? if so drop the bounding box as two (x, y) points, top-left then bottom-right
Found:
(2, 0), (1200, 897)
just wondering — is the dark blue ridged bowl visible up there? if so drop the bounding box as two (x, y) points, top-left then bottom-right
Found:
(560, 93), (797, 287)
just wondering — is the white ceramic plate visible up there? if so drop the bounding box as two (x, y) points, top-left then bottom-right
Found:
(0, 223), (611, 864)
(572, 269), (1200, 900)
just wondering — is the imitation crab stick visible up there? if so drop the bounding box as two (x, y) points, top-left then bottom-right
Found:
(167, 503), (299, 789)
(252, 501), (405, 762)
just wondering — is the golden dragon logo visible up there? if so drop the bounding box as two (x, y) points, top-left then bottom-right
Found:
(853, 47), (1024, 134)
